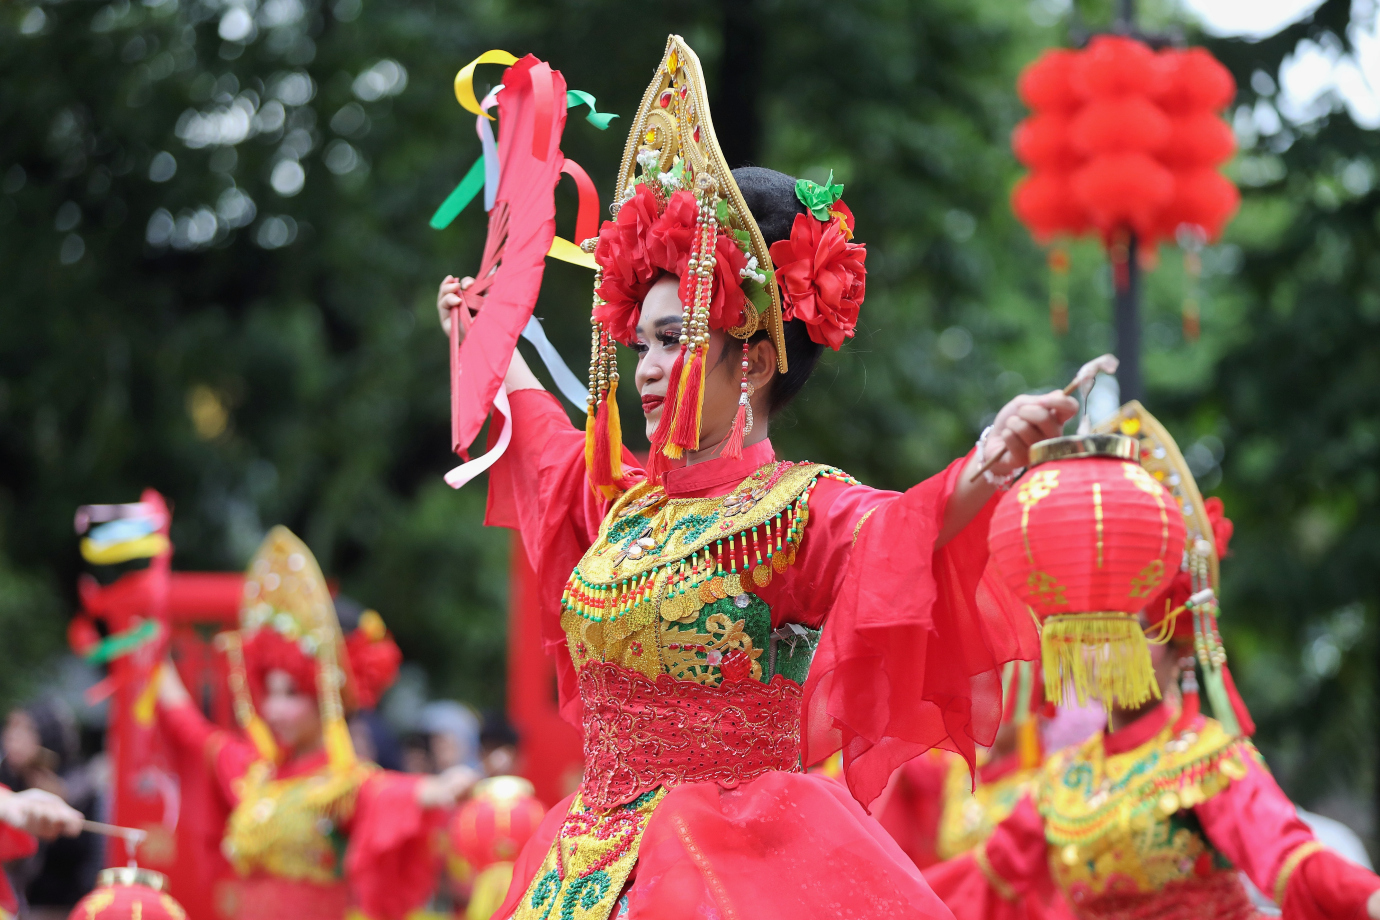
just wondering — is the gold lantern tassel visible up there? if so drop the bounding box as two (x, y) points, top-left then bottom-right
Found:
(1040, 612), (1161, 709)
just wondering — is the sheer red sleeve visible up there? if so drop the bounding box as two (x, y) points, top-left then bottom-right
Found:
(157, 698), (257, 802)
(801, 455), (1041, 808)
(485, 388), (642, 725)
(924, 796), (1054, 920)
(0, 795), (35, 916)
(1194, 756), (1380, 918)
(342, 771), (446, 920)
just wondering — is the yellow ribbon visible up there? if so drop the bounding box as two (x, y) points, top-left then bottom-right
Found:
(454, 50), (518, 119)
(547, 236), (597, 270)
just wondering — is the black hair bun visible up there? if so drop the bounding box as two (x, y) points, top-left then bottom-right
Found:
(731, 166), (824, 413)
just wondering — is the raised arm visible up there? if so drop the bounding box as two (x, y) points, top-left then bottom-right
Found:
(1194, 756), (1380, 920)
(939, 391), (1077, 547)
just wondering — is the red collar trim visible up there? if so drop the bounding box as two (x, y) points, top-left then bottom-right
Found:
(662, 439), (777, 498)
(1103, 702), (1174, 756)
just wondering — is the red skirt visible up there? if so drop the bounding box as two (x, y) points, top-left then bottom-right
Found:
(498, 770), (957, 920)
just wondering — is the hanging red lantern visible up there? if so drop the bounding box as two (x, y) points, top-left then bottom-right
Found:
(1012, 172), (1088, 241)
(449, 775), (546, 871)
(68, 869), (188, 920)
(1008, 36), (1239, 324)
(1017, 48), (1083, 112)
(1072, 152), (1174, 239)
(988, 434), (1186, 709)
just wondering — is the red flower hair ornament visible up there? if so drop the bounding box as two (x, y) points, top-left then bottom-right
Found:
(592, 176), (865, 350)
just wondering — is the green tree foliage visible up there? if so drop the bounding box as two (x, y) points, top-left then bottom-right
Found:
(2, 0), (1377, 842)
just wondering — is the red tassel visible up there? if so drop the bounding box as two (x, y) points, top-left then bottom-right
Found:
(671, 348), (704, 451)
(591, 397), (612, 490)
(649, 347), (685, 458)
(722, 401), (747, 460)
(1220, 662), (1256, 737)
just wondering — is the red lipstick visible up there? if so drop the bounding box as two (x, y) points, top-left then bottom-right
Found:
(641, 394), (664, 414)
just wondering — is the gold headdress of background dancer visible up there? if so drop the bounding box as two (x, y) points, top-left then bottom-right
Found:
(1096, 402), (1254, 737)
(582, 36), (800, 493)
(219, 526), (360, 770)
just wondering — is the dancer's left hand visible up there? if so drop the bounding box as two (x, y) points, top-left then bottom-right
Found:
(1367, 889), (1380, 919)
(416, 764), (481, 809)
(980, 390), (1079, 479)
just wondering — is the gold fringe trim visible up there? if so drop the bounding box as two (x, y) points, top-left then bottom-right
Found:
(1041, 612), (1161, 709)
(1273, 841), (1325, 906)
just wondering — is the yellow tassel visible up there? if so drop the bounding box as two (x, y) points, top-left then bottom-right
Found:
(606, 377), (624, 483)
(1040, 613), (1160, 709)
(245, 715), (279, 762)
(584, 402), (598, 473)
(324, 714), (357, 773)
(1017, 720), (1042, 770)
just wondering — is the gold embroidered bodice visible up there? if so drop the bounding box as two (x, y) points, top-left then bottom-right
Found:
(223, 759), (376, 884)
(560, 461), (854, 688)
(1036, 716), (1261, 899)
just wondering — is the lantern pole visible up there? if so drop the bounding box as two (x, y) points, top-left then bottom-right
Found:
(1114, 234), (1144, 402)
(1111, 0), (1144, 403)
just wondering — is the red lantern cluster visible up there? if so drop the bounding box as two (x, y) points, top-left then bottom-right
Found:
(1012, 36), (1240, 248)
(988, 440), (1186, 708)
(449, 776), (546, 871)
(68, 869), (188, 920)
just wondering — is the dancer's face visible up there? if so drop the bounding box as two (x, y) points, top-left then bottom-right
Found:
(633, 275), (776, 450)
(262, 669), (322, 756)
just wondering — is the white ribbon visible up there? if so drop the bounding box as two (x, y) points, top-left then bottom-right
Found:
(445, 86), (590, 491)
(478, 86), (501, 211)
(522, 316), (589, 409)
(444, 386), (513, 490)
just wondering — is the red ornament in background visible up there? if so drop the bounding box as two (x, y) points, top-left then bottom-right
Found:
(988, 435), (1186, 709)
(450, 776), (546, 871)
(68, 868), (188, 920)
(1011, 36), (1240, 331)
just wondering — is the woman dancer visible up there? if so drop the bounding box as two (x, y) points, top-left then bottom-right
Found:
(439, 35), (1075, 920)
(924, 403), (1380, 920)
(157, 527), (476, 920)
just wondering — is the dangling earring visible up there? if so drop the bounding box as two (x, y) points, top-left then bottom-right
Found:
(723, 341), (752, 459)
(744, 382), (756, 435)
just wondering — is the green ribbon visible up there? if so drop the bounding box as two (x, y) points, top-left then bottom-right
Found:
(795, 170), (845, 222)
(430, 91), (614, 231)
(566, 90), (618, 130)
(429, 157), (486, 230)
(84, 619), (160, 665)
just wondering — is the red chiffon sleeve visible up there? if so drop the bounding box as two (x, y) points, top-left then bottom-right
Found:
(0, 795), (36, 916)
(485, 388), (642, 725)
(342, 771), (445, 920)
(924, 796), (1055, 920)
(802, 454), (1041, 808)
(1194, 757), (1380, 918)
(157, 698), (257, 802)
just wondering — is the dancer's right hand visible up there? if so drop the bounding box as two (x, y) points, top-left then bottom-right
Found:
(437, 275), (474, 338)
(0, 787), (83, 840)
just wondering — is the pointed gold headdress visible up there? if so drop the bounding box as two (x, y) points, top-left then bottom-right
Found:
(585, 36), (788, 492)
(222, 526), (358, 769)
(1096, 401), (1252, 737)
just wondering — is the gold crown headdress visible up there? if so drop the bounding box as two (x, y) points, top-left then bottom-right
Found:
(1096, 401), (1252, 737)
(221, 526), (358, 769)
(584, 36), (787, 493)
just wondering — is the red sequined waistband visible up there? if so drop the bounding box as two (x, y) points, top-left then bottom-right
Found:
(578, 661), (803, 809)
(1069, 872), (1261, 920)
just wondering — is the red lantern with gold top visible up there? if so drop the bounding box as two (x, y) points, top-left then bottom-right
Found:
(450, 776), (546, 871)
(68, 868), (188, 920)
(988, 434), (1186, 709)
